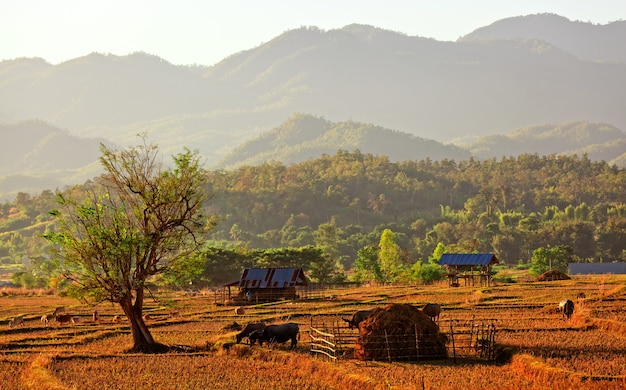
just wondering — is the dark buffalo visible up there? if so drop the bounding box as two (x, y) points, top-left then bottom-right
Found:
(342, 309), (374, 329)
(248, 323), (299, 349)
(422, 303), (441, 322)
(235, 322), (266, 344)
(559, 299), (574, 320)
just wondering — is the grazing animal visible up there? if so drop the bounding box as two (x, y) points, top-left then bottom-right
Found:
(342, 309), (374, 329)
(234, 306), (246, 315)
(248, 323), (300, 349)
(71, 316), (80, 324)
(559, 299), (575, 320)
(235, 322), (267, 344)
(422, 303), (441, 322)
(9, 316), (25, 328)
(142, 313), (151, 321)
(53, 307), (65, 317)
(41, 314), (53, 327)
(55, 314), (73, 325)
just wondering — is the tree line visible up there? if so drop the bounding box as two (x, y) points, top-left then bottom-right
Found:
(1, 149), (625, 288)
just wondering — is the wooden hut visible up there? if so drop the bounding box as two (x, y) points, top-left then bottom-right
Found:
(222, 267), (308, 305)
(438, 253), (499, 287)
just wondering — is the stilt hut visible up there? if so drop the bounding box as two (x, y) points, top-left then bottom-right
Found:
(439, 253), (499, 287)
(222, 267), (308, 305)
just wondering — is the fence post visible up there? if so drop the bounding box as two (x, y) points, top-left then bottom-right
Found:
(449, 322), (456, 364)
(414, 324), (420, 361)
(384, 329), (391, 363)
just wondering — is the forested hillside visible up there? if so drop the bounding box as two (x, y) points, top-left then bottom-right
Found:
(3, 151), (624, 288)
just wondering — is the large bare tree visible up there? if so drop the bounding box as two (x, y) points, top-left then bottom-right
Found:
(45, 139), (214, 352)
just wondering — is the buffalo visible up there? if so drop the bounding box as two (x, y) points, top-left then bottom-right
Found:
(248, 323), (299, 349)
(9, 316), (25, 328)
(235, 322), (267, 344)
(559, 299), (574, 320)
(342, 309), (374, 329)
(422, 303), (441, 322)
(55, 314), (73, 325)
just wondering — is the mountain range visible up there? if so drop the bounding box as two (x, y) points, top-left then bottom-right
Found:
(1, 13), (625, 201)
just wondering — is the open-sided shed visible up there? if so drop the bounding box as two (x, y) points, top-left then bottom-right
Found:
(222, 267), (308, 304)
(439, 253), (499, 287)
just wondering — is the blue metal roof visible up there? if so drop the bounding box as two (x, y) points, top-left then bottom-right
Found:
(438, 253), (499, 266)
(235, 267), (308, 288)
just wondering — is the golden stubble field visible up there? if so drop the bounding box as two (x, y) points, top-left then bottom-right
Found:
(1, 275), (626, 390)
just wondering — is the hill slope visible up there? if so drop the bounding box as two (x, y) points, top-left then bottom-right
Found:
(215, 114), (471, 169)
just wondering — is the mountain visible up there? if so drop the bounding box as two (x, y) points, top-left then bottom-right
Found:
(214, 114), (471, 169)
(1, 14), (626, 199)
(460, 13), (626, 63)
(0, 121), (108, 199)
(2, 16), (625, 149)
(453, 121), (626, 166)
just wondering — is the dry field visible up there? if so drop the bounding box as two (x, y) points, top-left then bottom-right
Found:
(1, 275), (626, 390)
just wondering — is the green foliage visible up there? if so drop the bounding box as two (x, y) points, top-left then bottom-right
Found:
(378, 229), (402, 283)
(430, 242), (446, 264)
(530, 245), (573, 276)
(354, 245), (382, 283)
(10, 270), (48, 288)
(411, 261), (445, 284)
(1, 151), (625, 286)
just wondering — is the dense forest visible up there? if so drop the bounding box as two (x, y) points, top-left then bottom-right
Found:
(1, 151), (625, 287)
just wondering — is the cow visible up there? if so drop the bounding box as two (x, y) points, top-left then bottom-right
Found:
(235, 322), (267, 344)
(422, 303), (441, 322)
(55, 314), (73, 325)
(9, 316), (25, 328)
(41, 314), (53, 327)
(342, 309), (374, 329)
(248, 323), (299, 349)
(559, 299), (574, 320)
(53, 307), (65, 317)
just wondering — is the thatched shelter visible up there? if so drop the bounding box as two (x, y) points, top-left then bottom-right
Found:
(354, 304), (448, 361)
(535, 269), (571, 282)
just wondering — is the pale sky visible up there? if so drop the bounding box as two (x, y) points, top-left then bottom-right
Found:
(2, 0), (625, 66)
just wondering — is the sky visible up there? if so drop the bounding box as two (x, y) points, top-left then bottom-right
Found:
(2, 0), (625, 66)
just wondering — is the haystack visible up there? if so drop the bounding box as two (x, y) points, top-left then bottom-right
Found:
(535, 270), (571, 282)
(354, 303), (448, 361)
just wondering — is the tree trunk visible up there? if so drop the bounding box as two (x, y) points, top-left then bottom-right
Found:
(119, 288), (167, 353)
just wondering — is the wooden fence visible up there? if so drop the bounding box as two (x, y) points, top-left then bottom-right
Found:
(309, 317), (497, 363)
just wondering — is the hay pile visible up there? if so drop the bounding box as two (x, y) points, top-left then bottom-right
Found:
(535, 270), (571, 282)
(354, 303), (448, 361)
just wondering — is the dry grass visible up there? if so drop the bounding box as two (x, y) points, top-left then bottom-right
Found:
(1, 275), (626, 389)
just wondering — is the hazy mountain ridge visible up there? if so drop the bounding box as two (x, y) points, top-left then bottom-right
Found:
(461, 13), (626, 63)
(2, 15), (625, 147)
(0, 121), (108, 199)
(214, 114), (471, 169)
(455, 121), (626, 164)
(1, 14), (626, 199)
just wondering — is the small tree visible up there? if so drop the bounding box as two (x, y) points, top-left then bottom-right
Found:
(354, 245), (382, 283)
(44, 139), (214, 353)
(529, 245), (572, 276)
(379, 229), (401, 283)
